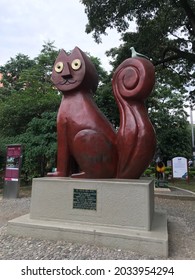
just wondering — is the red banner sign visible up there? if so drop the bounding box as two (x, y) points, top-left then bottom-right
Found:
(4, 145), (22, 181)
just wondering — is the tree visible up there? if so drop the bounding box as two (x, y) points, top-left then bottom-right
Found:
(0, 42), (61, 180)
(81, 0), (194, 160)
(81, 0), (195, 98)
(0, 42), (61, 137)
(18, 112), (57, 178)
(94, 75), (119, 127)
(148, 85), (192, 161)
(0, 111), (57, 180)
(90, 56), (119, 126)
(0, 91), (60, 136)
(0, 54), (35, 94)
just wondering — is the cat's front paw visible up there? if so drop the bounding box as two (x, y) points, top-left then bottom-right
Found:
(47, 171), (64, 177)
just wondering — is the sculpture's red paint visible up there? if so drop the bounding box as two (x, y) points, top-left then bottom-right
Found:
(112, 57), (156, 178)
(49, 47), (156, 179)
(50, 47), (117, 178)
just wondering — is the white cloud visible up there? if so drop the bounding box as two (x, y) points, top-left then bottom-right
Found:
(0, 0), (121, 71)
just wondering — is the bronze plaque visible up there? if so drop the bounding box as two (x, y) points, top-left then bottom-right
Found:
(73, 189), (97, 210)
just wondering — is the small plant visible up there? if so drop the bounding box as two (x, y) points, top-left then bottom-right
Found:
(189, 170), (195, 179)
(143, 167), (155, 177)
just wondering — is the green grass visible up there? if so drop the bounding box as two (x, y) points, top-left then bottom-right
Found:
(170, 179), (195, 193)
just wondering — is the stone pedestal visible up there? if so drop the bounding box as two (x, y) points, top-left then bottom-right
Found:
(7, 178), (168, 257)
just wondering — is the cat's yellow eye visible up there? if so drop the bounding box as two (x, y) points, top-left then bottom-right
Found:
(55, 62), (64, 73)
(71, 59), (81, 70)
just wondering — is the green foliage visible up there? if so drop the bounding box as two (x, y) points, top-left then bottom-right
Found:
(143, 167), (155, 177)
(0, 112), (57, 182)
(0, 40), (58, 98)
(94, 76), (119, 127)
(189, 169), (195, 178)
(90, 55), (120, 126)
(81, 0), (195, 60)
(0, 42), (61, 180)
(0, 54), (35, 93)
(148, 85), (192, 161)
(18, 111), (57, 179)
(90, 56), (108, 82)
(0, 91), (60, 137)
(81, 0), (195, 102)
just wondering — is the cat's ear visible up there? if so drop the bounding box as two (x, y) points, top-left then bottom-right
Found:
(60, 49), (68, 55)
(72, 47), (82, 56)
(55, 49), (68, 62)
(71, 47), (88, 62)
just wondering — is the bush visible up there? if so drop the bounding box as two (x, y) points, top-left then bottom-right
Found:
(143, 167), (155, 177)
(189, 170), (195, 178)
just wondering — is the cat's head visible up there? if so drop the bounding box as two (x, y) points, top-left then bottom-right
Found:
(51, 47), (98, 93)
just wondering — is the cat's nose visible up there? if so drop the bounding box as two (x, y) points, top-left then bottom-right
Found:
(61, 63), (72, 78)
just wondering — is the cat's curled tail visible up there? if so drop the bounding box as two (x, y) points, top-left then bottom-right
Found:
(112, 57), (156, 179)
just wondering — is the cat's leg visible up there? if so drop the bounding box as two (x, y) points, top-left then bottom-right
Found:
(71, 129), (117, 178)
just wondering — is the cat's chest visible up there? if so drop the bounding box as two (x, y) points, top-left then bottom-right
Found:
(57, 95), (96, 127)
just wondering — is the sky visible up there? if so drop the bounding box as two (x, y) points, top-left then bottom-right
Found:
(0, 0), (194, 124)
(0, 0), (122, 71)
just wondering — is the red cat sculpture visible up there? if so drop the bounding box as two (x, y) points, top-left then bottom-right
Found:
(49, 47), (156, 179)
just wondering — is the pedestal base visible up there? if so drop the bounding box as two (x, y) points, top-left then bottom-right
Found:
(7, 178), (168, 257)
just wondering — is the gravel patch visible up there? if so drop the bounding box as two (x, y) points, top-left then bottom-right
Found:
(0, 196), (195, 260)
